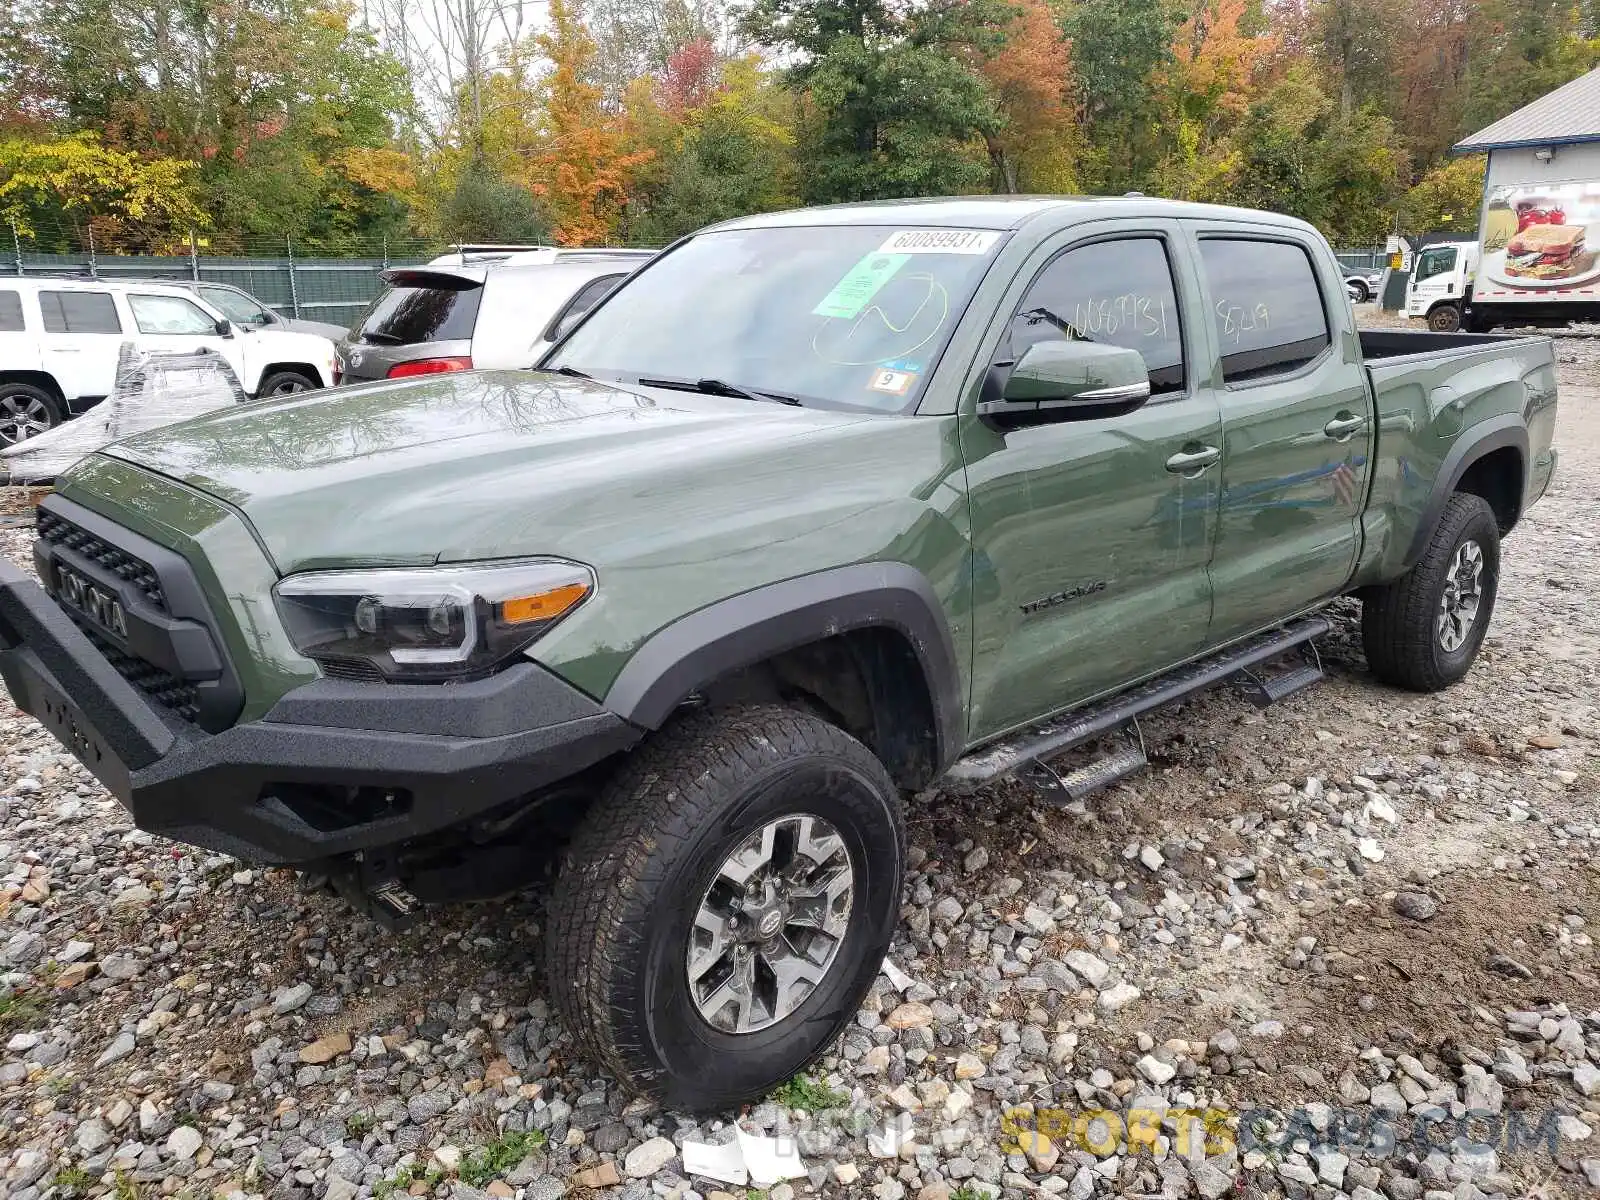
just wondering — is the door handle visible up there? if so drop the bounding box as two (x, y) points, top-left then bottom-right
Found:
(1165, 445), (1220, 475)
(1324, 413), (1367, 441)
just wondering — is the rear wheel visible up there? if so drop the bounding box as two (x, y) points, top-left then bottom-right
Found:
(1347, 280), (1370, 303)
(256, 370), (319, 397)
(0, 383), (63, 447)
(1427, 304), (1461, 333)
(544, 705), (904, 1111)
(1362, 493), (1500, 692)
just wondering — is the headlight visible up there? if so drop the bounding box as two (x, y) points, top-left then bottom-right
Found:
(273, 559), (593, 682)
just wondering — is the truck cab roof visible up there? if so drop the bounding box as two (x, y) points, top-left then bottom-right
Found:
(712, 195), (1325, 237)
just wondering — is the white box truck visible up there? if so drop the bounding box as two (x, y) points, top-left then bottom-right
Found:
(1459, 144), (1600, 331)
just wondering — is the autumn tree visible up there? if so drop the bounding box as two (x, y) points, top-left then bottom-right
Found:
(527, 0), (651, 245)
(977, 0), (1077, 193)
(0, 131), (210, 250)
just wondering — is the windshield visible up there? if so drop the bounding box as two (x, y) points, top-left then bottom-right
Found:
(546, 225), (1007, 412)
(1414, 247), (1457, 282)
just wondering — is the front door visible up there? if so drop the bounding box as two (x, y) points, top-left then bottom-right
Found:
(127, 293), (248, 383)
(961, 223), (1223, 740)
(1185, 227), (1373, 645)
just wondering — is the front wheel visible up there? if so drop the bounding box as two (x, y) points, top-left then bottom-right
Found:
(544, 706), (904, 1111)
(0, 383), (63, 447)
(1362, 493), (1500, 691)
(256, 370), (319, 397)
(1427, 304), (1461, 333)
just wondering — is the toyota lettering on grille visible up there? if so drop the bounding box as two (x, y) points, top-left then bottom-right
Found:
(55, 565), (129, 639)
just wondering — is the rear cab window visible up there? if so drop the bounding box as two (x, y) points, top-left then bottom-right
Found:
(1196, 238), (1331, 384)
(39, 290), (122, 334)
(355, 273), (482, 345)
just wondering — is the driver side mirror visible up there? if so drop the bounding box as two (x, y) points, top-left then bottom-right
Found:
(978, 340), (1151, 425)
(214, 318), (234, 339)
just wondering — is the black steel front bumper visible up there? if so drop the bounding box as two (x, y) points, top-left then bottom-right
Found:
(0, 561), (640, 864)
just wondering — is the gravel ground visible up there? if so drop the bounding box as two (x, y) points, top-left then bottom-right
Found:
(1, 325), (1598, 1200)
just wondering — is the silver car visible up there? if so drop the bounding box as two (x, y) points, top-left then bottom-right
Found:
(336, 251), (651, 384)
(162, 280), (353, 341)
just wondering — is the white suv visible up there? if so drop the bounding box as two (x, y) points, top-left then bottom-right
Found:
(0, 276), (338, 445)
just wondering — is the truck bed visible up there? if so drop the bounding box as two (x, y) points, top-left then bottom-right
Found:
(1357, 328), (1529, 361)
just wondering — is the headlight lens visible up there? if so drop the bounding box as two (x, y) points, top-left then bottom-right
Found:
(273, 559), (593, 681)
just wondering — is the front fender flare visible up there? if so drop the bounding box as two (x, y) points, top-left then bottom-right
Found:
(602, 563), (964, 773)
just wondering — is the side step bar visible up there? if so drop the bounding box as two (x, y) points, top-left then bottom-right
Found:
(943, 615), (1330, 796)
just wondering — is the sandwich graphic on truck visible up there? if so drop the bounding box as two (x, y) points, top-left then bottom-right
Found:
(1503, 222), (1589, 279)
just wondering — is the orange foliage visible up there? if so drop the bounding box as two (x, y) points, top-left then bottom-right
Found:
(1172, 0), (1276, 120)
(979, 0), (1074, 191)
(528, 0), (652, 245)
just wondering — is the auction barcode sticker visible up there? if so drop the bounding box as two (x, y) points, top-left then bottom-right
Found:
(877, 229), (1001, 255)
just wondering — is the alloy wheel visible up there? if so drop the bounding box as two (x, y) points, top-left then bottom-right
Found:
(0, 395), (53, 445)
(1437, 539), (1484, 652)
(685, 814), (855, 1034)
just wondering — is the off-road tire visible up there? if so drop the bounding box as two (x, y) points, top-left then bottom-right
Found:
(255, 370), (319, 397)
(1362, 493), (1500, 692)
(544, 705), (904, 1112)
(0, 382), (64, 447)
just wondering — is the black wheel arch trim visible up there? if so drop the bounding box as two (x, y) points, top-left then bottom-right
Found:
(1403, 414), (1528, 571)
(602, 563), (964, 774)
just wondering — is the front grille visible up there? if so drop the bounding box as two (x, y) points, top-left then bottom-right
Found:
(319, 659), (385, 682)
(37, 510), (167, 612)
(83, 627), (201, 723)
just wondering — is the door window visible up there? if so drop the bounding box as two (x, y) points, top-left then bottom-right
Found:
(1197, 239), (1330, 383)
(201, 286), (274, 326)
(0, 290), (23, 332)
(545, 273), (626, 342)
(1413, 246), (1458, 282)
(39, 290), (121, 334)
(129, 294), (219, 335)
(1005, 238), (1185, 394)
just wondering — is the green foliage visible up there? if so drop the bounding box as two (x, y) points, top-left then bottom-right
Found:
(373, 1160), (444, 1200)
(0, 0), (1597, 251)
(950, 1187), (987, 1200)
(0, 993), (45, 1032)
(458, 1130), (547, 1186)
(53, 1167), (95, 1198)
(435, 160), (553, 244)
(769, 1073), (848, 1112)
(1404, 158), (1487, 234)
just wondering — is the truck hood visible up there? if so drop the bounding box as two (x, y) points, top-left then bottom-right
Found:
(100, 370), (874, 573)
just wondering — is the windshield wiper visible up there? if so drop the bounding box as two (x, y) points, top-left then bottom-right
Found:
(547, 365), (591, 379)
(359, 332), (403, 346)
(638, 376), (801, 406)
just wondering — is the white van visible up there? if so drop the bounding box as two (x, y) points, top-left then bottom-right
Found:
(0, 277), (337, 445)
(1405, 241), (1480, 332)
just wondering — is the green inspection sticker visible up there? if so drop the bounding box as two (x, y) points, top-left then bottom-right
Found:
(813, 252), (911, 319)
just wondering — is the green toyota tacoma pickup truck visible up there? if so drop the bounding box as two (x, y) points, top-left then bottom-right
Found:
(0, 198), (1558, 1110)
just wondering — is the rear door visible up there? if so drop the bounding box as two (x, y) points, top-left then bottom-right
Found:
(1186, 224), (1373, 645)
(961, 220), (1224, 739)
(35, 288), (126, 400)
